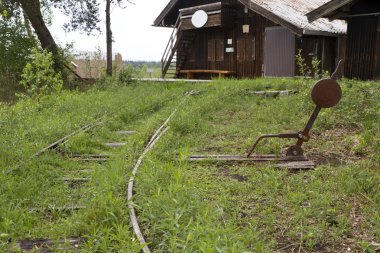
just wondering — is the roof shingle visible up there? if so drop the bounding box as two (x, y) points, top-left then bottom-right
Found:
(239, 0), (346, 35)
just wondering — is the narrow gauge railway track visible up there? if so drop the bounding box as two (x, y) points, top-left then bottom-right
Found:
(5, 116), (107, 175)
(5, 114), (138, 252)
(127, 91), (198, 253)
(6, 91), (197, 252)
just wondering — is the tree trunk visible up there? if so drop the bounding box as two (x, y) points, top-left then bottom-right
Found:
(106, 0), (112, 76)
(20, 0), (63, 72)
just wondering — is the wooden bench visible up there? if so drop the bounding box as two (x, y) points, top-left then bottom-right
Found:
(179, 70), (236, 79)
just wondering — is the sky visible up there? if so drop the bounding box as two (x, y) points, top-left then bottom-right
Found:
(50, 0), (172, 61)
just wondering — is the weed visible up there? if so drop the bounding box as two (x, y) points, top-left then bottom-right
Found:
(0, 77), (379, 252)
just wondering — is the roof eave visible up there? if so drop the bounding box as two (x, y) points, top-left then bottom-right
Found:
(307, 0), (353, 22)
(153, 0), (179, 27)
(303, 29), (343, 37)
(237, 0), (303, 36)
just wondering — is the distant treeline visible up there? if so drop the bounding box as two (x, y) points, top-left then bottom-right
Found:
(124, 61), (161, 69)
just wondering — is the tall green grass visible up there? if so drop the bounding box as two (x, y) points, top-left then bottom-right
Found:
(134, 78), (379, 252)
(0, 77), (379, 252)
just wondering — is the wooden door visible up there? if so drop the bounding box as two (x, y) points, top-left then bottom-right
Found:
(237, 37), (255, 78)
(264, 27), (295, 77)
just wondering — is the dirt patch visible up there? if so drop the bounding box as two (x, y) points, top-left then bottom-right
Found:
(308, 126), (365, 166)
(216, 166), (248, 182)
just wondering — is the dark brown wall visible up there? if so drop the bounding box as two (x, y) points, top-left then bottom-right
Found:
(296, 36), (337, 75)
(178, 1), (340, 79)
(345, 16), (379, 80)
(375, 16), (380, 80)
(234, 6), (276, 77)
(350, 0), (380, 15)
(180, 5), (276, 78)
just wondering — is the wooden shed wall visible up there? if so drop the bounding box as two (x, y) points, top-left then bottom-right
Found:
(345, 16), (380, 80)
(341, 0), (380, 80)
(376, 17), (380, 80)
(296, 36), (338, 75)
(180, 7), (277, 78)
(178, 2), (340, 79)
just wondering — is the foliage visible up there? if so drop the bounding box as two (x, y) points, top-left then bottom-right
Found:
(0, 80), (189, 252)
(0, 0), (101, 35)
(49, 0), (100, 34)
(0, 78), (379, 252)
(118, 64), (158, 84)
(0, 9), (37, 102)
(20, 48), (63, 97)
(296, 49), (311, 77)
(118, 65), (136, 84)
(296, 49), (328, 79)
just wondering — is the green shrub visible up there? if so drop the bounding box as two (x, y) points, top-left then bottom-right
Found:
(118, 65), (137, 85)
(19, 48), (63, 97)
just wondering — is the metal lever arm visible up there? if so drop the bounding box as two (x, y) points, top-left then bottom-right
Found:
(295, 106), (321, 147)
(246, 133), (301, 157)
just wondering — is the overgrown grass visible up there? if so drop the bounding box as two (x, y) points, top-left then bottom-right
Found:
(0, 80), (191, 251)
(0, 77), (379, 252)
(135, 78), (379, 252)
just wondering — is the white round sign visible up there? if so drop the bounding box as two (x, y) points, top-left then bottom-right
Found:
(191, 10), (208, 28)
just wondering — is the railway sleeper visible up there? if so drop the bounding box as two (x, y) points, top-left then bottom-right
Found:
(29, 205), (87, 214)
(13, 237), (87, 253)
(116, 130), (137, 135)
(103, 142), (127, 148)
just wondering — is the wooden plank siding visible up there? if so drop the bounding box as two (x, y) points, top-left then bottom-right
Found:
(345, 16), (379, 80)
(180, 6), (277, 78)
(306, 0), (380, 80)
(176, 1), (341, 79)
(296, 36), (338, 76)
(376, 16), (380, 80)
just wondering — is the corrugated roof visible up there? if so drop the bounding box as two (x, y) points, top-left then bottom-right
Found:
(240, 0), (346, 35)
(307, 0), (354, 22)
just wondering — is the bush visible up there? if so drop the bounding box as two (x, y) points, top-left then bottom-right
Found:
(118, 64), (138, 85)
(20, 48), (63, 98)
(0, 16), (37, 102)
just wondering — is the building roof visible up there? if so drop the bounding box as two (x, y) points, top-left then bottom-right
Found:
(154, 0), (347, 36)
(154, 0), (178, 27)
(237, 0), (346, 36)
(306, 0), (380, 22)
(307, 0), (355, 22)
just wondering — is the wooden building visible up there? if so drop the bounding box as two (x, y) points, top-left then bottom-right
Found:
(154, 0), (347, 79)
(308, 0), (380, 80)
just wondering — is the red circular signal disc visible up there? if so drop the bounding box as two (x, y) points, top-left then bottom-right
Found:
(311, 79), (342, 108)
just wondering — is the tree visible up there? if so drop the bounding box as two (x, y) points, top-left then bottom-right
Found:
(105, 0), (132, 76)
(1, 0), (101, 72)
(0, 6), (37, 100)
(106, 0), (112, 76)
(0, 7), (37, 76)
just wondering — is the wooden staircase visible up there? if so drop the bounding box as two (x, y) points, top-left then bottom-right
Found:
(161, 17), (195, 78)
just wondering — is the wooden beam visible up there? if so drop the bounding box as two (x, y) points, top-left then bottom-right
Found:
(179, 2), (222, 15)
(306, 0), (353, 22)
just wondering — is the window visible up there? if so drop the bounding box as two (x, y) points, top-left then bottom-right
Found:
(237, 37), (256, 61)
(208, 39), (224, 62)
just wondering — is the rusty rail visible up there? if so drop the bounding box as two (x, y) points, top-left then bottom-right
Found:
(127, 91), (198, 252)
